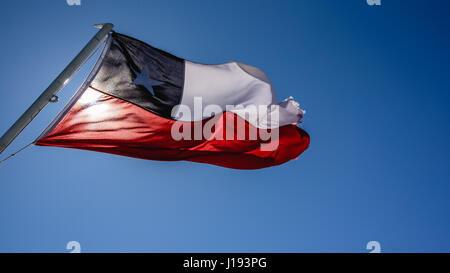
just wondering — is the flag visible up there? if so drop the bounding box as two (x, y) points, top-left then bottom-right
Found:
(36, 33), (310, 169)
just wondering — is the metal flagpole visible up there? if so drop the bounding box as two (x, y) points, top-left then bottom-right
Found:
(0, 23), (114, 155)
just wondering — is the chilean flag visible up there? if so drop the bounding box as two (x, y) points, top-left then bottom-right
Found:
(36, 33), (310, 169)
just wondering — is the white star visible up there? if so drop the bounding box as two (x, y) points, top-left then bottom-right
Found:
(131, 66), (164, 96)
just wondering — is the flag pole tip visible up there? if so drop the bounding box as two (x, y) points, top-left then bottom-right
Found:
(93, 23), (114, 29)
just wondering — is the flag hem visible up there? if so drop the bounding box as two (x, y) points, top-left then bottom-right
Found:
(35, 34), (113, 142)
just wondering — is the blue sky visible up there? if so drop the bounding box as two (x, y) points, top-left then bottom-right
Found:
(0, 0), (449, 252)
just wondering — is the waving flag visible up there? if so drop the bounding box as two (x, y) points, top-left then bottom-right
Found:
(35, 33), (309, 169)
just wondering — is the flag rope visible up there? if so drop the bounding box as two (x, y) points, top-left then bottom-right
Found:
(0, 38), (108, 165)
(0, 141), (34, 165)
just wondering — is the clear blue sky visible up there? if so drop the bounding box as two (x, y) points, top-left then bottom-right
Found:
(0, 0), (449, 253)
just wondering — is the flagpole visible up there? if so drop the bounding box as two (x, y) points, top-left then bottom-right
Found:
(0, 23), (114, 155)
